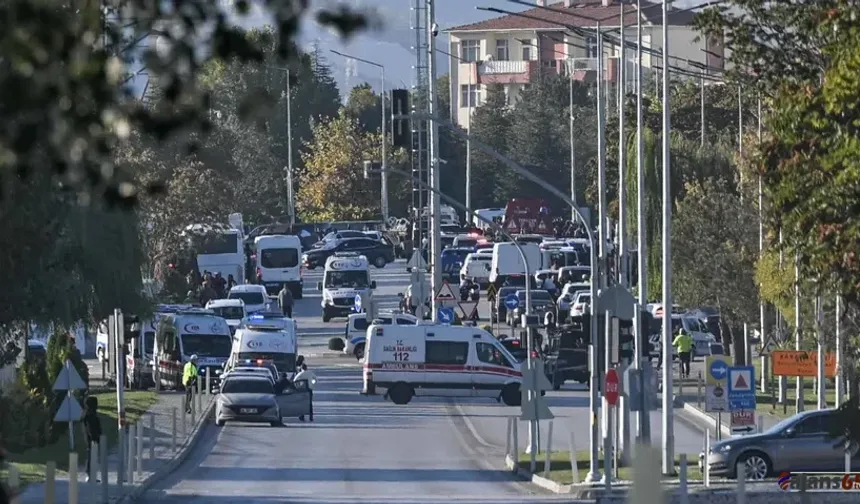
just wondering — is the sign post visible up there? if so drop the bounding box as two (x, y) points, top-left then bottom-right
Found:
(603, 367), (620, 485)
(730, 410), (756, 435)
(705, 356), (730, 429)
(772, 350), (836, 378)
(437, 307), (454, 325)
(53, 359), (87, 451)
(728, 366), (756, 437)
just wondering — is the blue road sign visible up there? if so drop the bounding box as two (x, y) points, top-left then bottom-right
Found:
(727, 366), (756, 411)
(438, 307), (454, 325)
(709, 359), (728, 382)
(504, 294), (520, 311)
(353, 295), (362, 313)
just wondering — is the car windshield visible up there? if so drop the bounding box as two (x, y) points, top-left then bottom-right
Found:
(765, 414), (808, 435)
(228, 291), (266, 306)
(442, 249), (470, 261)
(518, 290), (552, 301)
(325, 270), (369, 288)
(143, 331), (155, 354)
(221, 379), (274, 395)
(210, 306), (245, 319)
(181, 334), (232, 357)
(455, 239), (477, 248)
(260, 248), (299, 268)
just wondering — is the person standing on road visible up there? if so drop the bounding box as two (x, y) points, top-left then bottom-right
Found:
(278, 284), (294, 318)
(293, 363), (317, 422)
(82, 396), (102, 482)
(672, 327), (694, 379)
(183, 355), (199, 413)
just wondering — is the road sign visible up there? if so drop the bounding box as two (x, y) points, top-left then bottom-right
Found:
(604, 368), (620, 406)
(504, 294), (520, 311)
(595, 285), (636, 319)
(728, 366), (756, 411)
(52, 360), (87, 391)
(353, 295), (362, 313)
(456, 301), (478, 320)
(438, 307), (454, 325)
(772, 350), (836, 377)
(54, 395), (83, 422)
(706, 356), (730, 386)
(506, 218), (518, 232)
(760, 335), (777, 356)
(486, 283), (498, 303)
(705, 384), (728, 412)
(521, 360), (554, 421)
(730, 410), (756, 436)
(406, 249), (427, 271)
(434, 282), (458, 304)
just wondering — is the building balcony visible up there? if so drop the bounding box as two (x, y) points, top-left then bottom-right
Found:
(478, 60), (530, 75)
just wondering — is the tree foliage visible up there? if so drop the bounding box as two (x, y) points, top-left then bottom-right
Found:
(468, 84), (516, 209)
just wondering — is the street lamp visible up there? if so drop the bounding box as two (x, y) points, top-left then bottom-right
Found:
(330, 49), (390, 222)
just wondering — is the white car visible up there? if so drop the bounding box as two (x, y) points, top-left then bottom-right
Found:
(459, 253), (491, 285)
(227, 284), (272, 314)
(344, 312), (418, 360)
(570, 291), (591, 317)
(206, 299), (247, 335)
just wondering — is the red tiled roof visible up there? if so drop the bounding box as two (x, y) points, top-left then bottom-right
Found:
(446, 0), (695, 32)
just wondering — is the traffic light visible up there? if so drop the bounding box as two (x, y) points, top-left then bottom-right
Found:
(391, 89), (410, 149)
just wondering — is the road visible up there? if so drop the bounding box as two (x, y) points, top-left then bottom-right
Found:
(140, 260), (711, 502)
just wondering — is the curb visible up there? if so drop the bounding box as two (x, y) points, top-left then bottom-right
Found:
(679, 402), (731, 438)
(504, 454), (571, 494)
(115, 396), (216, 503)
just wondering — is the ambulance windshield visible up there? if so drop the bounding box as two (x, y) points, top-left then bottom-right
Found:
(325, 270), (369, 289)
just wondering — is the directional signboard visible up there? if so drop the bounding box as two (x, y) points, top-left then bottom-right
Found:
(705, 355), (730, 412)
(727, 366), (756, 411)
(504, 294), (520, 311)
(438, 307), (454, 325)
(353, 294), (362, 313)
(730, 410), (756, 436)
(486, 283), (498, 303)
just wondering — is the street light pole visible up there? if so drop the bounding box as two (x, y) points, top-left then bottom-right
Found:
(286, 69), (295, 226)
(330, 50), (389, 222)
(660, 0), (675, 476)
(596, 21), (607, 293)
(427, 0), (442, 322)
(569, 70), (577, 213)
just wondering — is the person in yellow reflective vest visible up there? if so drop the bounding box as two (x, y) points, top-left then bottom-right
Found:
(183, 355), (198, 413)
(672, 328), (694, 379)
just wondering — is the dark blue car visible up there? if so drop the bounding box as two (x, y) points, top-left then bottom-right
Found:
(440, 248), (472, 282)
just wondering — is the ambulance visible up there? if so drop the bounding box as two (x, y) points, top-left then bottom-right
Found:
(362, 325), (523, 406)
(153, 308), (233, 390)
(317, 252), (377, 322)
(226, 314), (299, 379)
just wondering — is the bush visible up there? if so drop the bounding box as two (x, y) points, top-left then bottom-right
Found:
(43, 327), (90, 442)
(0, 374), (51, 451)
(328, 337), (345, 351)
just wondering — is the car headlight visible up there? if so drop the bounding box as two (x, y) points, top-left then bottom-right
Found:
(219, 396), (233, 405)
(715, 444), (731, 453)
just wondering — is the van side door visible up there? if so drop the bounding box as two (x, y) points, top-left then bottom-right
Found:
(472, 340), (517, 398)
(423, 332), (471, 398)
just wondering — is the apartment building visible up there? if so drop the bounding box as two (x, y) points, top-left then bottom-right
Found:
(445, 0), (727, 127)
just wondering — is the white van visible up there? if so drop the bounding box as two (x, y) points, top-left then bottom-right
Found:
(254, 235), (303, 297)
(362, 324), (523, 406)
(318, 253), (376, 322)
(153, 309), (233, 390)
(205, 299), (246, 336)
(227, 314), (298, 379)
(460, 252), (492, 285)
(489, 242), (541, 284)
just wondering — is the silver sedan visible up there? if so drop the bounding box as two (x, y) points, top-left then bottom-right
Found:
(216, 376), (282, 427)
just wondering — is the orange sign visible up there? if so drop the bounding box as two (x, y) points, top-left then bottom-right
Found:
(772, 350), (836, 378)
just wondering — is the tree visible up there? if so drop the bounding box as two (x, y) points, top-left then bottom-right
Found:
(468, 84), (514, 208)
(672, 178), (759, 336)
(344, 84), (382, 133)
(297, 110), (389, 221)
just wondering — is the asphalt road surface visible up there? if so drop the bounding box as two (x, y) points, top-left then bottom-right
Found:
(140, 261), (711, 502)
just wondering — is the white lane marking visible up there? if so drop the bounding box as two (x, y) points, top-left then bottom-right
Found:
(453, 401), (496, 449)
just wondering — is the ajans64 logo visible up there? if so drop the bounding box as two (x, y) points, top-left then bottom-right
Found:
(778, 472), (860, 492)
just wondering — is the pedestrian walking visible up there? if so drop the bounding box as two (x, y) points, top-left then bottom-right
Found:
(82, 396), (102, 482)
(278, 284), (294, 318)
(183, 355), (199, 413)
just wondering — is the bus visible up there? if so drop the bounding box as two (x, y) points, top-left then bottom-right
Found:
(185, 224), (245, 283)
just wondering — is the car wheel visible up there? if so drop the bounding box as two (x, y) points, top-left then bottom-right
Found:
(501, 383), (521, 406)
(388, 383), (414, 405)
(216, 419), (225, 426)
(322, 312), (331, 323)
(373, 256), (386, 268)
(270, 420), (282, 427)
(354, 343), (365, 361)
(736, 451), (771, 480)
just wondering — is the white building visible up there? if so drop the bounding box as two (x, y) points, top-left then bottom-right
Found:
(445, 0), (727, 127)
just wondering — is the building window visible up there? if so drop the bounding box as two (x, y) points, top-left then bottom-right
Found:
(522, 44), (532, 61)
(461, 40), (479, 62)
(585, 35), (598, 58)
(496, 39), (509, 61)
(460, 84), (480, 108)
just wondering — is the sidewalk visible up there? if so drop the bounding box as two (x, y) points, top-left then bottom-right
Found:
(14, 390), (215, 504)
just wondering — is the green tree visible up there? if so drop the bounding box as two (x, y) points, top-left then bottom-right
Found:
(468, 84), (514, 208)
(672, 179), (759, 334)
(297, 110), (388, 220)
(344, 84), (382, 133)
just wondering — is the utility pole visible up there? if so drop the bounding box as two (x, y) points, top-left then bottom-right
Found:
(795, 253), (803, 413)
(660, 0), (674, 476)
(700, 68), (705, 147)
(286, 69), (295, 226)
(569, 73), (577, 213)
(634, 0), (651, 445)
(758, 97), (767, 393)
(426, 0), (442, 322)
(836, 295), (843, 407)
(816, 294), (825, 410)
(596, 21), (607, 291)
(381, 66), (389, 222)
(466, 65), (473, 216)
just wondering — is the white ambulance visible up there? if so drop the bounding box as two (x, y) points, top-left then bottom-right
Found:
(362, 325), (523, 406)
(317, 252), (376, 322)
(226, 314), (299, 380)
(153, 308), (233, 390)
